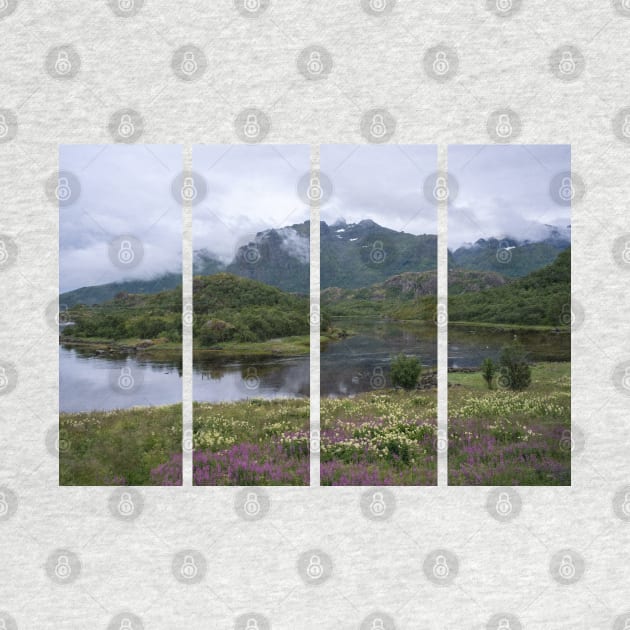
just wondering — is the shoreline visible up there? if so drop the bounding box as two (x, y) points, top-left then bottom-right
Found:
(61, 334), (312, 359)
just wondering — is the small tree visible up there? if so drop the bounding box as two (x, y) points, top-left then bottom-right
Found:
(481, 358), (496, 390)
(390, 354), (422, 390)
(498, 340), (531, 391)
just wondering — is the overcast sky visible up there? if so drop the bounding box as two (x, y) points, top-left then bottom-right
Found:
(448, 144), (571, 249)
(60, 145), (182, 293)
(320, 144), (437, 236)
(193, 144), (310, 262)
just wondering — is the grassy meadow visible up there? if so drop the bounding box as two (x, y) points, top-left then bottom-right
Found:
(190, 398), (310, 485)
(448, 362), (571, 485)
(59, 404), (182, 485)
(320, 389), (437, 485)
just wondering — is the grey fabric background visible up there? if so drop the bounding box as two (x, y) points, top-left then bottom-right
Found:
(0, 0), (629, 628)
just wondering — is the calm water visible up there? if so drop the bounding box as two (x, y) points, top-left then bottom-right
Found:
(193, 354), (309, 402)
(448, 324), (570, 368)
(60, 345), (182, 413)
(61, 320), (568, 411)
(321, 319), (437, 398)
(60, 344), (309, 412)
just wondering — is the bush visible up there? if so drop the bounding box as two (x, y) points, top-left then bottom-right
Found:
(481, 358), (496, 390)
(498, 341), (531, 391)
(390, 354), (422, 390)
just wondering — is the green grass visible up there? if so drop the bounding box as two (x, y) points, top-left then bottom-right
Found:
(321, 389), (437, 425)
(449, 361), (570, 395)
(193, 335), (310, 357)
(60, 404), (182, 486)
(320, 389), (438, 485)
(448, 362), (571, 485)
(61, 337), (182, 356)
(193, 398), (310, 450)
(450, 321), (569, 332)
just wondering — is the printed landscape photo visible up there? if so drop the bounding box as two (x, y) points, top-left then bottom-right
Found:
(319, 144), (438, 485)
(59, 145), (183, 485)
(447, 144), (571, 485)
(190, 144), (310, 485)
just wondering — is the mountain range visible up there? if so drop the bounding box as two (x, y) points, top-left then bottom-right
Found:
(60, 220), (570, 306)
(450, 225), (570, 278)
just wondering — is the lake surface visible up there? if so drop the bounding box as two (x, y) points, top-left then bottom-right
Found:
(448, 324), (570, 368)
(60, 320), (568, 411)
(60, 344), (309, 412)
(60, 345), (182, 413)
(321, 319), (437, 398)
(193, 354), (310, 402)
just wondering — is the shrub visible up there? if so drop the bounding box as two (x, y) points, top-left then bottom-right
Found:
(498, 341), (531, 391)
(481, 358), (496, 389)
(390, 354), (422, 390)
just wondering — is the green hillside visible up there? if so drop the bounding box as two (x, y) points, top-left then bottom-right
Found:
(322, 269), (507, 320)
(321, 220), (437, 289)
(61, 273), (313, 356)
(193, 273), (310, 347)
(60, 273), (182, 307)
(448, 248), (570, 326)
(61, 286), (182, 342)
(450, 238), (569, 278)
